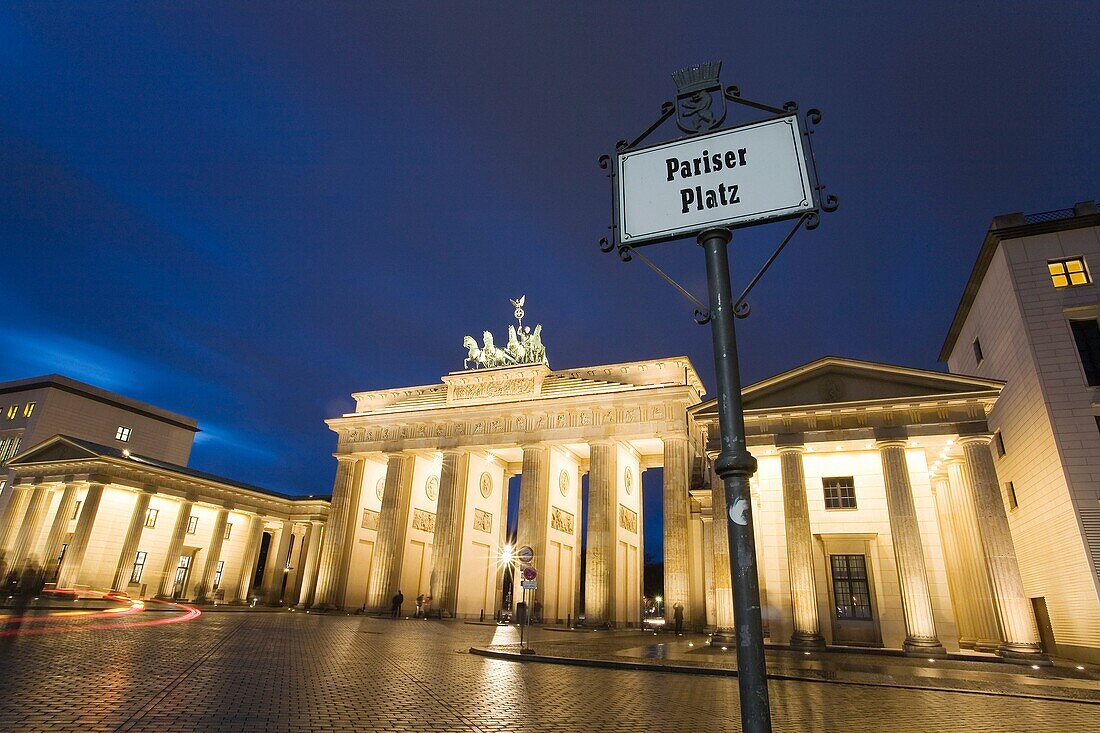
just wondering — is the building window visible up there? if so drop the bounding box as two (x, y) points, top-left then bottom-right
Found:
(994, 431), (1006, 457)
(22, 402), (35, 418)
(144, 508), (159, 528)
(1048, 257), (1091, 288)
(1071, 319), (1100, 387)
(1005, 481), (1019, 510)
(823, 477), (857, 509)
(0, 479), (5, 496)
(129, 551), (148, 584)
(71, 501), (82, 520)
(213, 560), (225, 588)
(187, 516), (198, 534)
(6, 405), (18, 420)
(0, 436), (21, 464)
(224, 523), (233, 541)
(831, 554), (872, 620)
(972, 338), (984, 365)
(115, 426), (132, 442)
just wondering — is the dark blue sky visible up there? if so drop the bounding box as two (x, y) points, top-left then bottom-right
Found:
(3, 1), (1098, 526)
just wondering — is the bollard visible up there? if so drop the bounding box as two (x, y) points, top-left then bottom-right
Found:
(480, 609), (484, 622)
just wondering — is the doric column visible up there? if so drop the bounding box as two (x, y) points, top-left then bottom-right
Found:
(584, 440), (616, 626)
(0, 484), (31, 553)
(931, 474), (975, 647)
(662, 437), (692, 628)
(516, 445), (551, 611)
(110, 489), (154, 592)
(292, 521), (321, 606)
(709, 466), (736, 645)
(41, 482), (80, 580)
(877, 439), (945, 655)
(264, 520), (294, 605)
(9, 484), (54, 568)
(364, 452), (415, 611)
(944, 460), (1002, 649)
(312, 455), (361, 609)
(429, 450), (470, 617)
(959, 436), (1049, 663)
(236, 515), (264, 602)
(778, 446), (825, 647)
(55, 483), (105, 589)
(157, 499), (194, 598)
(195, 506), (230, 601)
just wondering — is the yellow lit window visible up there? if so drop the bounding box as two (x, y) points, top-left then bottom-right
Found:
(23, 402), (35, 418)
(1048, 257), (1091, 288)
(5, 405), (17, 420)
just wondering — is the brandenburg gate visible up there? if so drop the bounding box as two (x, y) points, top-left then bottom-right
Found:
(310, 299), (705, 626)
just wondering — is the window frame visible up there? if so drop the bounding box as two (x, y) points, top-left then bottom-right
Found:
(822, 476), (858, 510)
(1048, 256), (1092, 288)
(224, 523), (233, 541)
(1070, 318), (1100, 387)
(830, 553), (873, 621)
(972, 337), (984, 365)
(1005, 481), (1019, 511)
(115, 426), (132, 442)
(994, 431), (1006, 457)
(22, 402), (35, 418)
(129, 551), (148, 584)
(213, 560), (225, 588)
(144, 507), (159, 528)
(186, 516), (198, 535)
(71, 500), (82, 521)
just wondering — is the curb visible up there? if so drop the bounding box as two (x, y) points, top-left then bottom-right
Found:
(468, 646), (1099, 705)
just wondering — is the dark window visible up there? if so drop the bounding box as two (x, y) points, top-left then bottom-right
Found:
(225, 523), (233, 541)
(831, 554), (872, 620)
(1005, 481), (1019, 510)
(1095, 416), (1100, 435)
(71, 501), (82, 520)
(823, 477), (857, 509)
(129, 551), (147, 583)
(973, 337), (984, 365)
(1071, 320), (1100, 387)
(994, 431), (1006, 457)
(186, 516), (198, 534)
(214, 561), (225, 588)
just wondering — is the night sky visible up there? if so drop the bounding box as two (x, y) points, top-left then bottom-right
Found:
(3, 3), (1099, 560)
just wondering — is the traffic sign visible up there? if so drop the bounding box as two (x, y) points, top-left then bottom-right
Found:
(516, 545), (534, 564)
(520, 579), (537, 589)
(522, 566), (537, 581)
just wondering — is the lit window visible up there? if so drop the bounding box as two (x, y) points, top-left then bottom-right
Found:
(115, 426), (132, 442)
(1070, 319), (1100, 387)
(224, 523), (233, 541)
(187, 516), (198, 534)
(823, 477), (857, 509)
(0, 436), (20, 463)
(6, 405), (18, 420)
(1005, 481), (1019, 510)
(1048, 257), (1091, 288)
(22, 402), (35, 418)
(994, 431), (1006, 457)
(144, 508), (159, 528)
(129, 551), (147, 583)
(972, 338), (984, 365)
(71, 501), (82, 521)
(831, 554), (872, 620)
(214, 560), (225, 588)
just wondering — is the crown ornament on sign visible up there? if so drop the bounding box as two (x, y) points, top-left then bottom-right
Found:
(672, 61), (722, 95)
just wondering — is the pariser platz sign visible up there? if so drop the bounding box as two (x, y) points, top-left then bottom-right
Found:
(615, 114), (817, 245)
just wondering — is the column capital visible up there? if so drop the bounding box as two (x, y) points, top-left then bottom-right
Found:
(873, 438), (909, 450)
(586, 438), (618, 449)
(776, 444), (805, 455)
(956, 434), (993, 448)
(335, 453), (361, 464)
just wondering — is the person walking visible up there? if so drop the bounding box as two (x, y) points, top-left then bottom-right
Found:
(391, 590), (404, 619)
(415, 593), (424, 618)
(673, 601), (684, 635)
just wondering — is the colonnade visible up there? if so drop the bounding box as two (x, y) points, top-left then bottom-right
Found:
(0, 479), (322, 607)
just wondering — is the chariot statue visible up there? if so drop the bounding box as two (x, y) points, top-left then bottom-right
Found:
(463, 296), (549, 370)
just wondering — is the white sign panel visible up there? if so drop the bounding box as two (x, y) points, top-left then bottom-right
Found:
(616, 115), (815, 244)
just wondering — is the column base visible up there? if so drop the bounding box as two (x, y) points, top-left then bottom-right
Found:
(790, 631), (826, 648)
(997, 642), (1053, 666)
(902, 636), (947, 657)
(710, 628), (736, 647)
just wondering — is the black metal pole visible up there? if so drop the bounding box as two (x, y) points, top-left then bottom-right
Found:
(699, 227), (772, 732)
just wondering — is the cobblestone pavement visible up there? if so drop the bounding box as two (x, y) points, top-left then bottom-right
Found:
(0, 611), (1097, 732)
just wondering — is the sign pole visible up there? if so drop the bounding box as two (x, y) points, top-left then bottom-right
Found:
(699, 226), (771, 732)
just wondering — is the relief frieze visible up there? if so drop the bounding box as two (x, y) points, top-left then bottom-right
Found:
(618, 504), (638, 534)
(551, 507), (575, 534)
(473, 509), (493, 533)
(412, 509), (436, 533)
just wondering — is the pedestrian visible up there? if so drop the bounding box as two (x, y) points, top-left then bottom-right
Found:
(422, 595), (432, 618)
(673, 601), (684, 635)
(532, 599), (542, 625)
(415, 593), (424, 618)
(391, 590), (403, 619)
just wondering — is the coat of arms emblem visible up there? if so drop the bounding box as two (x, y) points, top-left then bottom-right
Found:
(672, 61), (726, 134)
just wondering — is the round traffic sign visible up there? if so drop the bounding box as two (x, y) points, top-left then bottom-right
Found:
(522, 566), (537, 581)
(516, 545), (534, 564)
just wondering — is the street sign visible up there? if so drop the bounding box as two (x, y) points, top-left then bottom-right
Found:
(520, 579), (537, 589)
(522, 566), (537, 581)
(616, 114), (816, 245)
(516, 545), (534, 564)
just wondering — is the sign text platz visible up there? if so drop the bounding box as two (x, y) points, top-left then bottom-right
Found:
(617, 115), (815, 244)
